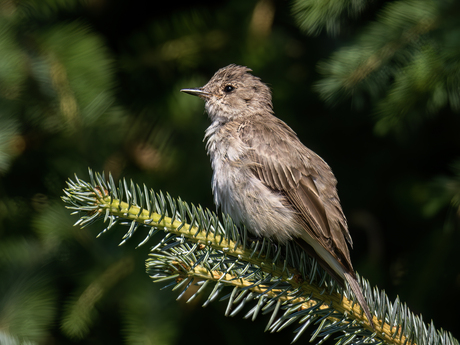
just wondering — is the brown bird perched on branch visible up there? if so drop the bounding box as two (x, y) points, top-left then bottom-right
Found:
(181, 64), (374, 328)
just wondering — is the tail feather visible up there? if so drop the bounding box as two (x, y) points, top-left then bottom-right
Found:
(343, 271), (374, 329)
(295, 237), (375, 328)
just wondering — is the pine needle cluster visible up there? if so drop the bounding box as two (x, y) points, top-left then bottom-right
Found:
(62, 170), (459, 345)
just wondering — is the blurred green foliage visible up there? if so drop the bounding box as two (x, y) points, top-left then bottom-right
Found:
(0, 0), (459, 344)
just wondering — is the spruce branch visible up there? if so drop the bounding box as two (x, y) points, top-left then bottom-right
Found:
(292, 0), (369, 35)
(62, 169), (459, 345)
(314, 0), (439, 104)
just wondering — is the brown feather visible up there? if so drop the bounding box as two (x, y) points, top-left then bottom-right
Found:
(239, 115), (353, 270)
(238, 114), (373, 327)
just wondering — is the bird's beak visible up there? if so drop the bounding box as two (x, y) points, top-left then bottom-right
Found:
(180, 88), (211, 98)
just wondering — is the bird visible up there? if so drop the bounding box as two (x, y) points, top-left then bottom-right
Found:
(180, 64), (374, 328)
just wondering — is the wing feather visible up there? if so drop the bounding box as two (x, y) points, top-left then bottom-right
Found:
(238, 115), (352, 271)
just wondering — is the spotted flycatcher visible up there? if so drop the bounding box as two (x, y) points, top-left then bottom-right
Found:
(181, 64), (373, 327)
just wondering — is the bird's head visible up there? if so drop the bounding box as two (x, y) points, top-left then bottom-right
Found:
(181, 64), (273, 122)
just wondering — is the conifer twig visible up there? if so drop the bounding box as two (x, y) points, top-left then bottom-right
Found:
(62, 169), (459, 345)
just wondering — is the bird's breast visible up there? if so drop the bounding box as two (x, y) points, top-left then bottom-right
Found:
(204, 122), (302, 243)
(205, 124), (249, 222)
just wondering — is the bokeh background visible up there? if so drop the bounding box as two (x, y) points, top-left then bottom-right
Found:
(1, 0), (459, 344)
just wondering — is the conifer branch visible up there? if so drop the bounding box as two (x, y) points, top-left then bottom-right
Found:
(62, 169), (459, 345)
(314, 0), (439, 104)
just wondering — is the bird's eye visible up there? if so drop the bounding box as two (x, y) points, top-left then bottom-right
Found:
(223, 85), (235, 93)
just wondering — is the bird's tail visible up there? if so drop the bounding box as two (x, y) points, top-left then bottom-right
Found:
(343, 271), (375, 329)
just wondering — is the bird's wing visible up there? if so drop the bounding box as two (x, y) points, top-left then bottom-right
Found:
(237, 115), (374, 328)
(237, 115), (353, 272)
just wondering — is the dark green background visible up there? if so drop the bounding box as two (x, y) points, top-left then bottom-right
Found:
(1, 0), (459, 344)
